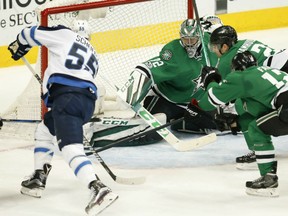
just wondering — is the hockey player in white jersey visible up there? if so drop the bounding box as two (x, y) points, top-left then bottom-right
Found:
(8, 20), (118, 215)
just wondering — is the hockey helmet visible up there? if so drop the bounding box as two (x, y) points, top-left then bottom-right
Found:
(179, 19), (201, 58)
(209, 25), (237, 49)
(71, 20), (91, 40)
(200, 15), (223, 33)
(231, 51), (257, 71)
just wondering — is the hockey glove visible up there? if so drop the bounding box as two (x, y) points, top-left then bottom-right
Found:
(200, 15), (223, 33)
(184, 99), (215, 127)
(200, 66), (222, 90)
(8, 37), (31, 61)
(214, 112), (239, 135)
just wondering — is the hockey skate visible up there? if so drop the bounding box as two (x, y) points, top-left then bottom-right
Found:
(85, 180), (118, 216)
(20, 163), (52, 198)
(246, 173), (279, 197)
(236, 151), (257, 170)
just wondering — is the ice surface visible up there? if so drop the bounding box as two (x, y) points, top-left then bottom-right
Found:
(1, 28), (288, 216)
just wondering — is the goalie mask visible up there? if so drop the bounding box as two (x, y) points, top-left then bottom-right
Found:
(231, 51), (257, 71)
(180, 19), (201, 58)
(71, 20), (91, 40)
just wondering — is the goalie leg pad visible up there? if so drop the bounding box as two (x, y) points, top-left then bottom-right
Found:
(91, 113), (166, 147)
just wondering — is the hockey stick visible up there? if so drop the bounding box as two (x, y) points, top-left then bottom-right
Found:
(84, 118), (185, 184)
(192, 0), (225, 116)
(98, 73), (217, 152)
(192, 0), (210, 66)
(92, 151), (145, 185)
(22, 57), (43, 84)
(86, 117), (203, 185)
(94, 117), (185, 152)
(83, 137), (146, 185)
(191, 0), (211, 95)
(2, 115), (148, 127)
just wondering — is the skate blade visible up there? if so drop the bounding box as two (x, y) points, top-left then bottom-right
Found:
(236, 162), (258, 170)
(20, 187), (43, 198)
(87, 192), (118, 216)
(246, 187), (279, 197)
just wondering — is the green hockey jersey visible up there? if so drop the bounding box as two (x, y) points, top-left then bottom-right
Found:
(140, 33), (218, 104)
(216, 39), (276, 78)
(198, 66), (288, 117)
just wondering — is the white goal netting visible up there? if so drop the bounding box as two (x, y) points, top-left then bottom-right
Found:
(0, 0), (190, 139)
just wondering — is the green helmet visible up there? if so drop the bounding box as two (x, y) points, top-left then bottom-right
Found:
(179, 19), (201, 58)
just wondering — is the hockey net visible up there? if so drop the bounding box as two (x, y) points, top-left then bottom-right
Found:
(0, 0), (192, 139)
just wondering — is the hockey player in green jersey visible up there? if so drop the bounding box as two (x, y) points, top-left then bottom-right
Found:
(125, 18), (219, 135)
(197, 51), (288, 197)
(208, 25), (288, 168)
(209, 25), (288, 78)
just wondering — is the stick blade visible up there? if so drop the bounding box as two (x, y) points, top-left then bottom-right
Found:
(176, 133), (217, 152)
(115, 176), (146, 185)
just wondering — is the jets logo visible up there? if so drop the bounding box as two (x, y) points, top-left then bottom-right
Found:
(161, 50), (172, 61)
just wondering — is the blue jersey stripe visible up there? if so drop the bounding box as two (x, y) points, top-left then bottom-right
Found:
(47, 74), (97, 94)
(74, 160), (92, 176)
(30, 26), (42, 46)
(34, 147), (54, 156)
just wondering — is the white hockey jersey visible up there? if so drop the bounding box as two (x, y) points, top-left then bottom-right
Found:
(18, 25), (98, 106)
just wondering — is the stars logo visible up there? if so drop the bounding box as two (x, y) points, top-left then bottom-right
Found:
(191, 75), (204, 96)
(161, 50), (172, 61)
(192, 75), (201, 86)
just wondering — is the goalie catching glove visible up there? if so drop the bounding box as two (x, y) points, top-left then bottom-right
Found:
(8, 35), (31, 61)
(200, 66), (222, 90)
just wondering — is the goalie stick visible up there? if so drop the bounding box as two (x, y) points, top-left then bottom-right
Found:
(98, 73), (217, 152)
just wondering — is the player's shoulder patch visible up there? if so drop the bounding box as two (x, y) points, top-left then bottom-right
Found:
(161, 49), (173, 61)
(144, 61), (153, 69)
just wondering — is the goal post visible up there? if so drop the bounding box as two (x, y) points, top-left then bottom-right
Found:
(1, 0), (193, 124)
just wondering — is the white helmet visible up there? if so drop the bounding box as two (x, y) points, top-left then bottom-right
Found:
(71, 20), (91, 40)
